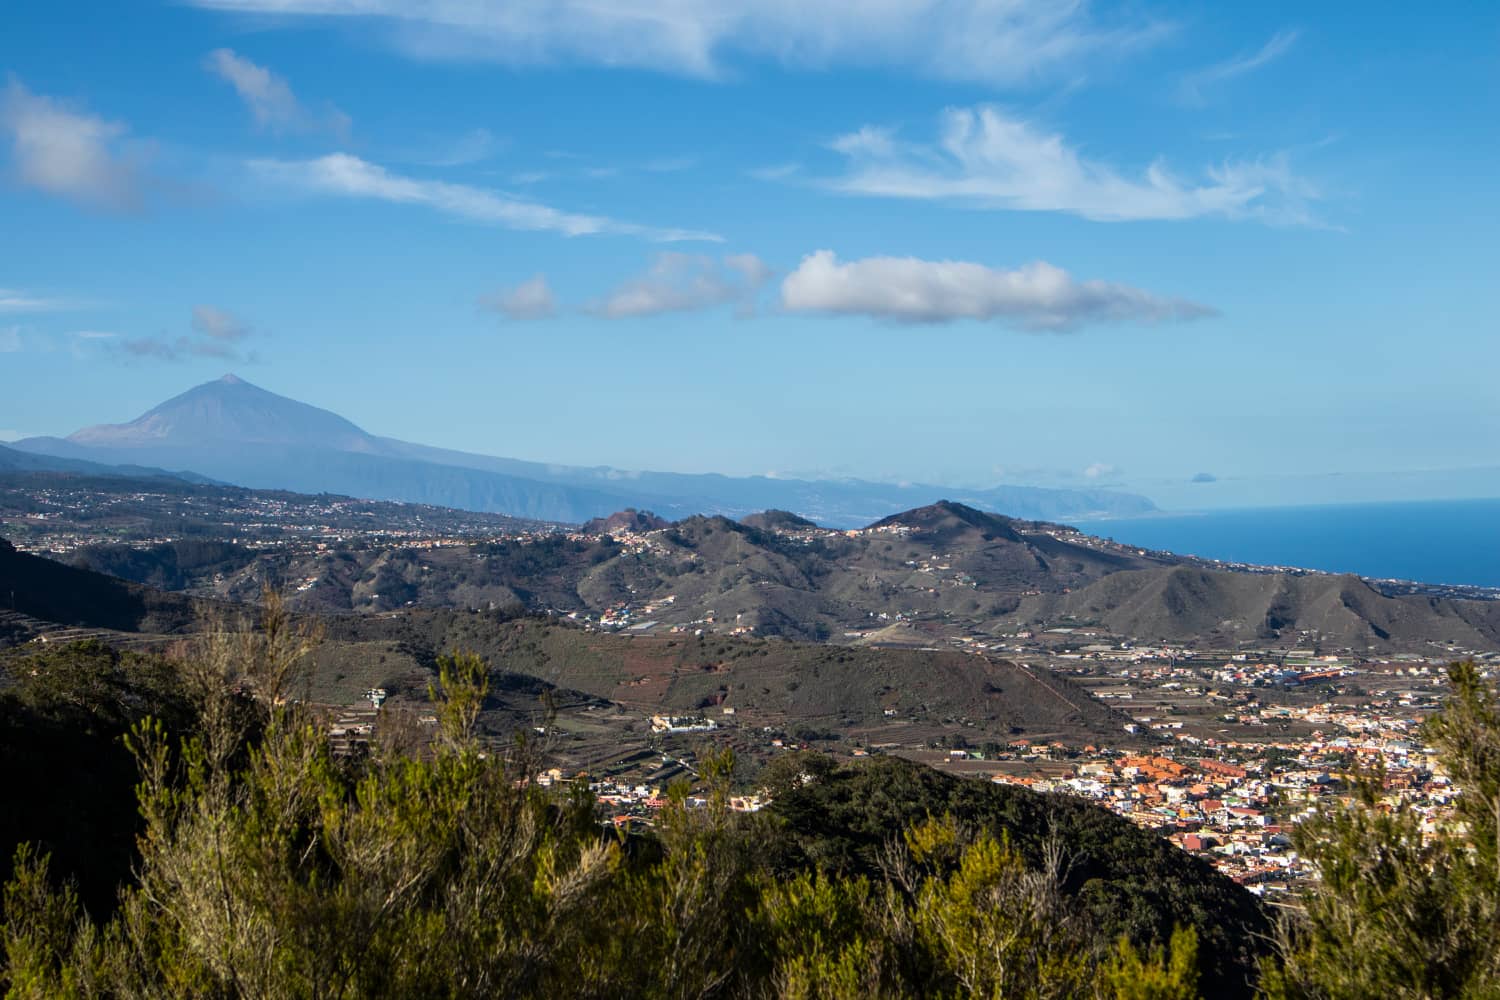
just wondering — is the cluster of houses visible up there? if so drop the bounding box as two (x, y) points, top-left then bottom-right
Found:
(983, 720), (1456, 895)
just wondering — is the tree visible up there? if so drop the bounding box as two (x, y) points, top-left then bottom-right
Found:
(1264, 661), (1500, 999)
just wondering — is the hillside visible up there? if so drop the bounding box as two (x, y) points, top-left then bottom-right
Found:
(0, 469), (549, 551)
(0, 537), (203, 639)
(767, 755), (1270, 996)
(1015, 564), (1500, 649)
(0, 536), (1133, 746)
(0, 442), (210, 482)
(324, 612), (1133, 745)
(69, 501), (1168, 638)
(0, 637), (1266, 998)
(56, 497), (1500, 652)
(581, 508), (671, 534)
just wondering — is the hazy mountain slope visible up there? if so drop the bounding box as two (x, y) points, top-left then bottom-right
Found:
(0, 443), (210, 483)
(15, 376), (1156, 525)
(16, 439), (649, 524)
(66, 375), (375, 451)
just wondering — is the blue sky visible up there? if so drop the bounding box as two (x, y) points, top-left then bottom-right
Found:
(2, 1), (1497, 509)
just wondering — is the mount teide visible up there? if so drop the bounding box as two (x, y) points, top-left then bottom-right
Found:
(13, 375), (1156, 525)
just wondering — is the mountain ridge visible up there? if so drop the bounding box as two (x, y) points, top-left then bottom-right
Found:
(56, 497), (1500, 652)
(13, 376), (1156, 526)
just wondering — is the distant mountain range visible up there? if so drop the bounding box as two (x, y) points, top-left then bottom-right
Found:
(11, 375), (1155, 526)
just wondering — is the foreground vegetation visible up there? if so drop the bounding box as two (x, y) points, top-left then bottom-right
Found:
(2, 603), (1499, 997)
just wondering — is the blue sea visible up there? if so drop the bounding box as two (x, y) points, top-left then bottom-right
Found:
(1083, 498), (1500, 589)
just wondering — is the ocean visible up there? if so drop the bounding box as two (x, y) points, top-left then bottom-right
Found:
(1082, 498), (1500, 589)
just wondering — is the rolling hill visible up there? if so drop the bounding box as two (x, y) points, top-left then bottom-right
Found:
(1018, 564), (1500, 649)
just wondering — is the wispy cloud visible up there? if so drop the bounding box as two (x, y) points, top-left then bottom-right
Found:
(204, 48), (351, 139)
(591, 252), (773, 318)
(250, 153), (721, 242)
(828, 105), (1319, 224)
(480, 274), (556, 321)
(116, 306), (256, 362)
(418, 127), (501, 167)
(748, 163), (799, 182)
(185, 0), (1169, 87)
(780, 250), (1214, 331)
(0, 287), (70, 312)
(1180, 30), (1299, 106)
(0, 79), (142, 210)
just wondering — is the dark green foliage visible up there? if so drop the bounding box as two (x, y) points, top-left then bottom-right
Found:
(0, 540), (201, 633)
(2, 639), (1225, 999)
(0, 641), (196, 917)
(70, 541), (258, 591)
(762, 755), (1268, 998)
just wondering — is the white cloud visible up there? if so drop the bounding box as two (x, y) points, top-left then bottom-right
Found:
(0, 80), (140, 209)
(830, 126), (899, 158)
(724, 253), (774, 288)
(0, 327), (20, 352)
(780, 250), (1214, 331)
(184, 0), (1168, 87)
(1180, 30), (1299, 105)
(481, 274), (556, 321)
(591, 252), (772, 318)
(250, 153), (721, 242)
(205, 48), (351, 139)
(0, 288), (68, 312)
(828, 105), (1319, 224)
(1083, 462), (1117, 480)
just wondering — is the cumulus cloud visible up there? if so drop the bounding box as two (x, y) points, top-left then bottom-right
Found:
(205, 48), (351, 139)
(828, 105), (1319, 224)
(780, 250), (1213, 331)
(0, 80), (141, 209)
(250, 153), (720, 242)
(117, 306), (256, 362)
(591, 252), (773, 318)
(1180, 30), (1298, 106)
(481, 274), (556, 321)
(184, 0), (1167, 87)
